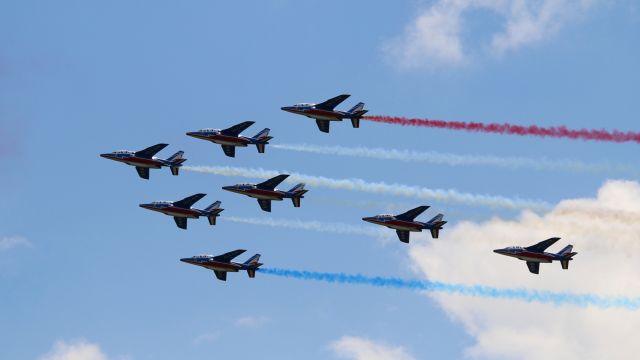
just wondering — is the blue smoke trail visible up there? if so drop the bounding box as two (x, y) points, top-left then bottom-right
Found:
(258, 268), (640, 310)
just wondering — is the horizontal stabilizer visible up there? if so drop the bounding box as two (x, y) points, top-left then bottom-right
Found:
(256, 143), (266, 153)
(561, 259), (570, 270)
(170, 166), (180, 176)
(208, 215), (217, 225)
(430, 228), (440, 239)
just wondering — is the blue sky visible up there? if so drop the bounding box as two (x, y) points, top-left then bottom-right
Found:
(1, 1), (639, 359)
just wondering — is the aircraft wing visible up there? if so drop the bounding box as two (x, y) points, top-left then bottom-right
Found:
(396, 206), (430, 221)
(213, 249), (247, 262)
(315, 119), (330, 133)
(135, 143), (168, 158)
(257, 199), (272, 212)
(174, 217), (187, 230)
(315, 94), (350, 110)
(135, 166), (150, 179)
(396, 230), (410, 243)
(525, 237), (560, 253)
(173, 193), (207, 208)
(256, 174), (289, 190)
(213, 270), (227, 281)
(526, 261), (540, 274)
(221, 145), (236, 158)
(221, 121), (255, 137)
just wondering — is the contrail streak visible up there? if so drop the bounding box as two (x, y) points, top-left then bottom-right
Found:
(271, 143), (640, 176)
(183, 165), (551, 211)
(258, 268), (640, 310)
(225, 216), (382, 237)
(364, 115), (640, 144)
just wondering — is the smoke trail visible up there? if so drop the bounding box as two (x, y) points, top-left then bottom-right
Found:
(271, 143), (640, 177)
(225, 216), (383, 237)
(183, 165), (551, 211)
(364, 116), (640, 144)
(259, 268), (640, 310)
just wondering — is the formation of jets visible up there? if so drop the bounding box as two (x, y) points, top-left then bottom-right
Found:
(102, 93), (577, 281)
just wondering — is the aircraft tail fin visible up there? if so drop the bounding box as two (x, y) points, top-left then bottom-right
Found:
(287, 183), (307, 207)
(557, 245), (577, 270)
(243, 254), (262, 278)
(347, 102), (367, 128)
(426, 214), (446, 239)
(167, 151), (186, 176)
(252, 128), (272, 153)
(203, 201), (223, 225)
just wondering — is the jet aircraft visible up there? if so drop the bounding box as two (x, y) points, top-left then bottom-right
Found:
(493, 237), (577, 274)
(180, 249), (262, 281)
(186, 121), (272, 158)
(222, 174), (307, 212)
(100, 143), (186, 179)
(281, 94), (368, 133)
(139, 193), (223, 229)
(362, 206), (446, 243)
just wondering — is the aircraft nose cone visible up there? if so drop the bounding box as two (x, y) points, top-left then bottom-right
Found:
(185, 131), (197, 137)
(180, 258), (189, 263)
(222, 186), (234, 191)
(100, 153), (112, 159)
(281, 106), (293, 112)
(493, 249), (506, 255)
(139, 203), (153, 210)
(362, 216), (374, 222)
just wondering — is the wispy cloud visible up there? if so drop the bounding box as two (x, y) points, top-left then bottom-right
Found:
(39, 340), (120, 360)
(330, 336), (416, 360)
(192, 332), (220, 345)
(385, 0), (602, 68)
(0, 236), (32, 251)
(234, 315), (270, 328)
(225, 216), (384, 238)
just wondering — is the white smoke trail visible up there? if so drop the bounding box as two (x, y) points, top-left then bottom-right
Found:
(183, 165), (551, 211)
(225, 216), (382, 237)
(271, 143), (640, 176)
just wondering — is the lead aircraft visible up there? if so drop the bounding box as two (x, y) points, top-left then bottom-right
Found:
(180, 250), (262, 281)
(281, 94), (368, 133)
(139, 193), (223, 229)
(186, 121), (272, 158)
(100, 143), (186, 179)
(493, 237), (577, 274)
(222, 174), (307, 212)
(362, 206), (446, 243)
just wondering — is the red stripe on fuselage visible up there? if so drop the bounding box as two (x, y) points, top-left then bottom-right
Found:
(123, 157), (163, 167)
(206, 135), (250, 146)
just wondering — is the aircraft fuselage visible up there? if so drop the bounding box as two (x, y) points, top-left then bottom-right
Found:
(223, 186), (286, 201)
(187, 131), (252, 147)
(362, 217), (425, 232)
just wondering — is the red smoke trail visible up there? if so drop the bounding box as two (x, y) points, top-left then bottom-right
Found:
(364, 116), (640, 143)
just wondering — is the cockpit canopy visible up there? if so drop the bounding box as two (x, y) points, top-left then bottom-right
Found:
(505, 246), (524, 252)
(151, 201), (172, 205)
(198, 128), (219, 133)
(114, 150), (134, 155)
(376, 214), (394, 219)
(293, 103), (314, 108)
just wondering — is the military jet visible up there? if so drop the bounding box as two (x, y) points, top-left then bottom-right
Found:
(493, 237), (577, 274)
(100, 143), (186, 179)
(281, 94), (368, 133)
(186, 121), (272, 158)
(362, 206), (446, 243)
(180, 249), (262, 281)
(139, 193), (223, 229)
(222, 174), (307, 212)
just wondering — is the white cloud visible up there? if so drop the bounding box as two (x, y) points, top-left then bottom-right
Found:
(192, 332), (220, 345)
(330, 336), (415, 360)
(408, 180), (640, 359)
(234, 315), (270, 328)
(385, 0), (602, 68)
(39, 340), (110, 360)
(0, 236), (31, 251)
